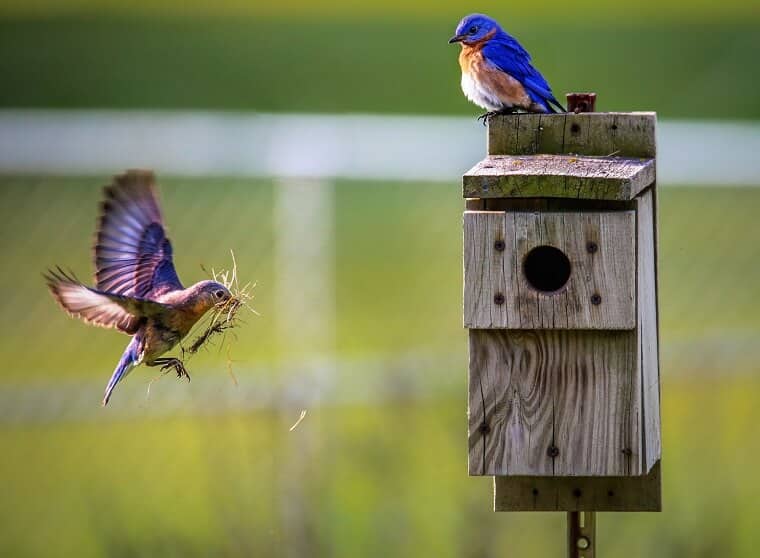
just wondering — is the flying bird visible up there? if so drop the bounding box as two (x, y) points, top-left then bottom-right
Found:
(449, 13), (565, 119)
(45, 170), (232, 406)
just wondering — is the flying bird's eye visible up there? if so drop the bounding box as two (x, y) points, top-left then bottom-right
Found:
(214, 290), (225, 299)
(469, 26), (477, 34)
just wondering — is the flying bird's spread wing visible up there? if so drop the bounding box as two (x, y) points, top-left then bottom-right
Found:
(482, 35), (565, 113)
(45, 268), (172, 334)
(96, 170), (183, 299)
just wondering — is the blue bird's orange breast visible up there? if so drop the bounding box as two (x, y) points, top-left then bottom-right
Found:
(457, 35), (533, 111)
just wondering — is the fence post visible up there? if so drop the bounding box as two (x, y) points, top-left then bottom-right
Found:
(274, 177), (335, 557)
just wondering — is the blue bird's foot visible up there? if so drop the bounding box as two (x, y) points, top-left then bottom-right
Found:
(477, 112), (494, 126)
(151, 357), (191, 382)
(477, 107), (520, 126)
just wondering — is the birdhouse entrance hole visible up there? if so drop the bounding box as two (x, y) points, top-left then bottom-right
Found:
(523, 245), (571, 293)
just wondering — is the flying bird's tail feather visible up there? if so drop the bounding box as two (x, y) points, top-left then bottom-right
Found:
(103, 336), (141, 406)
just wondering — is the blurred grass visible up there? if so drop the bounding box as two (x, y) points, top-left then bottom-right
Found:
(1, 0), (759, 22)
(0, 179), (759, 556)
(1, 379), (760, 557)
(0, 17), (759, 119)
(2, 178), (758, 382)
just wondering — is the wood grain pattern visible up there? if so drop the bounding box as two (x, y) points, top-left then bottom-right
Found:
(493, 462), (661, 511)
(637, 188), (661, 471)
(488, 113), (656, 159)
(464, 210), (636, 330)
(463, 154), (655, 201)
(469, 330), (639, 477)
(463, 211), (510, 328)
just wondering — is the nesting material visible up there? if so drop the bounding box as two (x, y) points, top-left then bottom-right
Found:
(183, 251), (256, 358)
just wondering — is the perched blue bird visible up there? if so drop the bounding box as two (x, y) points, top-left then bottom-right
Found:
(45, 170), (232, 405)
(449, 14), (565, 117)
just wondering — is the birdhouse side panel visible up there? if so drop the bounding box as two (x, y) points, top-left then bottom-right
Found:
(637, 188), (662, 471)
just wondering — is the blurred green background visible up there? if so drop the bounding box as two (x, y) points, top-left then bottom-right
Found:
(1, 1), (759, 557)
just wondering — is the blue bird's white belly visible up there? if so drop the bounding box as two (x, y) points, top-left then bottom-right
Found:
(458, 44), (536, 113)
(460, 71), (504, 112)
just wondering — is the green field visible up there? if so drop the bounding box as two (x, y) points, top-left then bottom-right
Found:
(1, 0), (758, 22)
(0, 178), (759, 556)
(1, 18), (759, 119)
(1, 1), (759, 555)
(1, 179), (758, 381)
(2, 380), (760, 557)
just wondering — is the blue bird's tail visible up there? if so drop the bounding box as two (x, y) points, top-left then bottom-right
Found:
(103, 337), (141, 406)
(546, 96), (567, 113)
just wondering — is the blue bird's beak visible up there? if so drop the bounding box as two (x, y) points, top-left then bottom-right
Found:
(448, 35), (464, 44)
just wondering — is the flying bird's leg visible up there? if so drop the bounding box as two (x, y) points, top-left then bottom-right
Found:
(149, 357), (191, 382)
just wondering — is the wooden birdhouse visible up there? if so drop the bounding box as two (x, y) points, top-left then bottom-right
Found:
(463, 110), (661, 513)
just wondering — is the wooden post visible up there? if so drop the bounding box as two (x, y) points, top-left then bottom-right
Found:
(567, 511), (596, 558)
(462, 96), (662, 556)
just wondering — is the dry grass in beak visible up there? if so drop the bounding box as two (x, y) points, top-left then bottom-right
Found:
(184, 250), (257, 358)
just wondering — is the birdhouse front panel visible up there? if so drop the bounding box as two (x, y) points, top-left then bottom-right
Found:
(464, 210), (636, 330)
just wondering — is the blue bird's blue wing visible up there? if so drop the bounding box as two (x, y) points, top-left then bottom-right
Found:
(45, 268), (173, 333)
(95, 170), (183, 299)
(482, 34), (565, 113)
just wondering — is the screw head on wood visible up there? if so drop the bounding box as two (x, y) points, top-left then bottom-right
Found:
(591, 293), (602, 305)
(577, 537), (590, 550)
(494, 293), (505, 305)
(586, 241), (598, 254)
(494, 239), (506, 252)
(547, 445), (560, 458)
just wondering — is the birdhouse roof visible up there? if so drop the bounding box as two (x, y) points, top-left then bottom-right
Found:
(463, 112), (657, 201)
(463, 153), (655, 201)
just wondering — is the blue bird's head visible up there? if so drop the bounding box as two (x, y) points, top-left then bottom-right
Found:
(449, 14), (502, 46)
(193, 280), (233, 308)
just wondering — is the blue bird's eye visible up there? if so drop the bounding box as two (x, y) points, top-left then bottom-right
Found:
(468, 26), (478, 34)
(215, 290), (225, 299)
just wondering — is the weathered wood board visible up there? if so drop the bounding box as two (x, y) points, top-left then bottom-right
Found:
(463, 154), (655, 201)
(487, 113), (656, 159)
(469, 330), (641, 477)
(637, 189), (661, 470)
(464, 210), (636, 330)
(493, 462), (661, 512)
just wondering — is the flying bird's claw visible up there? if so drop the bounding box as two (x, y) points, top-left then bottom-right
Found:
(153, 357), (191, 382)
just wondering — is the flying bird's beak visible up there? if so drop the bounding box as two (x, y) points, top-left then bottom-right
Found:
(448, 35), (464, 44)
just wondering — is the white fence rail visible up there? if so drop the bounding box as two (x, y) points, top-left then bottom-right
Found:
(0, 110), (758, 184)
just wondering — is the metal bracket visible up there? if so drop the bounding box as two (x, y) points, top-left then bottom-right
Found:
(567, 511), (596, 558)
